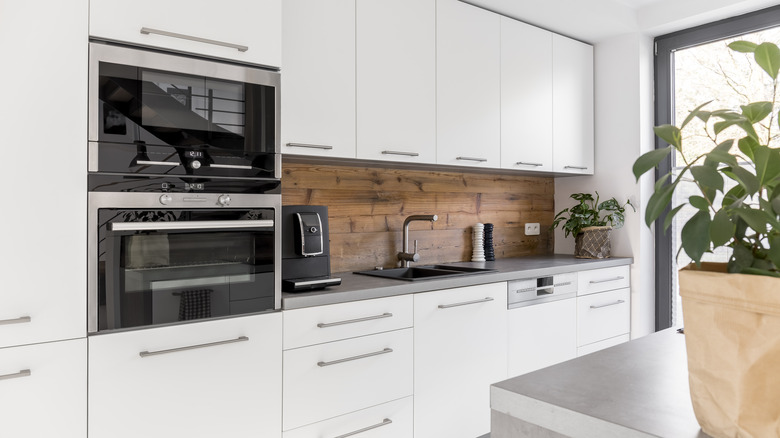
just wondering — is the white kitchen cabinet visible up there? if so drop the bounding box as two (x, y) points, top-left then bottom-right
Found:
(500, 17), (554, 172)
(0, 339), (86, 438)
(436, 0), (501, 169)
(283, 396), (413, 438)
(0, 0), (87, 349)
(89, 0), (281, 68)
(552, 34), (594, 174)
(507, 298), (577, 377)
(282, 0), (356, 158)
(576, 266), (631, 355)
(577, 265), (631, 296)
(89, 313), (282, 438)
(414, 282), (508, 438)
(356, 0), (436, 164)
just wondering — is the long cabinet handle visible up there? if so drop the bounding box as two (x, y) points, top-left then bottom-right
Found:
(286, 142), (334, 150)
(331, 418), (393, 438)
(140, 27), (248, 52)
(564, 165), (589, 170)
(516, 161), (544, 167)
(110, 219), (273, 232)
(209, 163), (253, 170)
(0, 316), (31, 326)
(590, 300), (626, 309)
(317, 348), (393, 367)
(589, 276), (625, 284)
(135, 160), (180, 167)
(139, 336), (249, 358)
(317, 313), (393, 328)
(456, 156), (488, 162)
(0, 369), (31, 381)
(438, 297), (494, 309)
(381, 150), (419, 157)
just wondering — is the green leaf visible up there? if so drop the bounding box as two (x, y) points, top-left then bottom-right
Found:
(753, 145), (780, 187)
(773, 198), (780, 215)
(767, 235), (780, 270)
(754, 42), (780, 80)
(714, 119), (739, 135)
(710, 209), (734, 247)
(690, 165), (724, 191)
(738, 136), (760, 161)
(737, 120), (760, 141)
(729, 244), (755, 273)
(663, 204), (685, 233)
(741, 102), (774, 124)
(632, 147), (673, 181)
(696, 111), (712, 124)
(724, 165), (760, 195)
(681, 210), (712, 263)
(645, 181), (676, 226)
(739, 267), (780, 278)
(681, 101), (713, 129)
(655, 172), (671, 191)
(729, 41), (758, 53)
(723, 184), (747, 208)
(653, 125), (682, 150)
(733, 207), (768, 234)
(706, 149), (739, 167)
(704, 140), (735, 168)
(689, 195), (710, 210)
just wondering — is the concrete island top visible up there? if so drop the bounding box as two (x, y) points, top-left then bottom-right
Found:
(282, 254), (633, 310)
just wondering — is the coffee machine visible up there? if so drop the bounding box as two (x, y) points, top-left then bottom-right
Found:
(281, 205), (341, 292)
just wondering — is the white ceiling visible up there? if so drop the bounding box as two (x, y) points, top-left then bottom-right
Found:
(466, 0), (780, 43)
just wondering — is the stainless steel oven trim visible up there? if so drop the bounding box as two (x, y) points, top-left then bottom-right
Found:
(88, 42), (281, 178)
(87, 191), (281, 333)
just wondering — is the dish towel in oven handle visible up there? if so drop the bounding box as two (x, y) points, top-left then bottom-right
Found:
(178, 289), (213, 321)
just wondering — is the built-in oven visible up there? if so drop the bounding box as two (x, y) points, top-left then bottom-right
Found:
(87, 176), (281, 334)
(88, 41), (280, 179)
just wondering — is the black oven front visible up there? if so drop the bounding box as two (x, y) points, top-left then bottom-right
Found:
(88, 184), (281, 334)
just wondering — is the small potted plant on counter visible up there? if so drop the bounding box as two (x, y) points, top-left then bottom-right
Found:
(551, 192), (634, 258)
(632, 40), (780, 438)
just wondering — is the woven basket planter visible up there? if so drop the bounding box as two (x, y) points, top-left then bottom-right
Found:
(574, 226), (612, 259)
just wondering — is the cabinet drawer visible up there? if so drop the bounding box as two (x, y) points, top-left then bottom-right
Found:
(283, 396), (413, 438)
(283, 328), (413, 431)
(284, 295), (413, 350)
(577, 334), (630, 357)
(577, 288), (630, 347)
(577, 266), (630, 296)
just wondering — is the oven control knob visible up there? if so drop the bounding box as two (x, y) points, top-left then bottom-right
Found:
(159, 194), (172, 205)
(191, 160), (202, 169)
(218, 194), (231, 206)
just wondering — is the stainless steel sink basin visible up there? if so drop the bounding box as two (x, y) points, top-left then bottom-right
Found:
(353, 265), (496, 281)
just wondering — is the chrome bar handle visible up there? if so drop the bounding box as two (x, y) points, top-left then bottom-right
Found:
(286, 142), (334, 150)
(331, 418), (393, 438)
(317, 348), (393, 367)
(317, 313), (393, 328)
(590, 300), (626, 309)
(110, 219), (273, 232)
(564, 165), (589, 170)
(209, 163), (253, 170)
(139, 336), (249, 358)
(589, 276), (625, 284)
(438, 297), (494, 309)
(135, 160), (180, 167)
(0, 316), (31, 326)
(0, 369), (31, 381)
(382, 150), (420, 157)
(456, 156), (488, 162)
(516, 161), (544, 167)
(140, 27), (248, 52)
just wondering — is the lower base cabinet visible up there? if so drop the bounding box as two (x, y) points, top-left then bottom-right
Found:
(507, 298), (577, 376)
(0, 338), (87, 437)
(283, 396), (413, 438)
(88, 313), (282, 438)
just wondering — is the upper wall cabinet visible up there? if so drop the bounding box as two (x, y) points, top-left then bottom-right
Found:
(356, 0), (437, 164)
(89, 0), (282, 68)
(552, 34), (594, 174)
(500, 17), (554, 172)
(282, 0), (356, 158)
(436, 0), (501, 169)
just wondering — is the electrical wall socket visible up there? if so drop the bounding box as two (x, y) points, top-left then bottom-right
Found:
(525, 223), (540, 236)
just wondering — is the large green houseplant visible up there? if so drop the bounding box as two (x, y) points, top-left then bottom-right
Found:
(633, 40), (780, 438)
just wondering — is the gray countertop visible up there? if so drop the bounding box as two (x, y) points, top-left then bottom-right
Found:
(490, 329), (711, 438)
(282, 254), (632, 310)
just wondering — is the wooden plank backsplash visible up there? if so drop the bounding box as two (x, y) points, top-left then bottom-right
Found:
(282, 161), (555, 273)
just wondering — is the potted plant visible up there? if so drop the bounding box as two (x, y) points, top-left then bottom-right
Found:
(633, 40), (780, 438)
(551, 192), (634, 258)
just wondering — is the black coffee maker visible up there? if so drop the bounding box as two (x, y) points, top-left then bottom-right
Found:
(281, 205), (341, 292)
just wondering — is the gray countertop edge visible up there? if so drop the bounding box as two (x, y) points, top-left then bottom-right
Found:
(282, 254), (633, 310)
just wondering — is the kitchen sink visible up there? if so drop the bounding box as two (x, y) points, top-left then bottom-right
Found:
(353, 265), (496, 281)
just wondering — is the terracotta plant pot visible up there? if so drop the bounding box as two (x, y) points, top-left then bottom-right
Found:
(574, 226), (612, 259)
(679, 263), (780, 438)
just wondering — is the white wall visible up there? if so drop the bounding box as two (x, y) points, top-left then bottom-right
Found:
(554, 33), (656, 339)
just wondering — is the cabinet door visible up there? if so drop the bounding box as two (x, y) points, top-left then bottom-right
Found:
(577, 288), (631, 347)
(282, 0), (356, 158)
(0, 0), (87, 349)
(436, 0), (501, 168)
(356, 0), (436, 164)
(89, 0), (281, 68)
(283, 396), (413, 438)
(89, 313), (282, 438)
(414, 282), (507, 438)
(0, 339), (87, 438)
(500, 17), (553, 172)
(552, 34), (594, 174)
(507, 298), (576, 377)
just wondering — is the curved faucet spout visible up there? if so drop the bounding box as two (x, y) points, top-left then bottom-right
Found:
(399, 214), (438, 267)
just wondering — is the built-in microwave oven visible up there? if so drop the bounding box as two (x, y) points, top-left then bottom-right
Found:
(88, 41), (280, 179)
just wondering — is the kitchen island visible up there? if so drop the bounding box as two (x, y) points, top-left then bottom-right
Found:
(490, 328), (711, 438)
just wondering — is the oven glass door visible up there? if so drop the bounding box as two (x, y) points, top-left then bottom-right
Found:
(97, 208), (275, 331)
